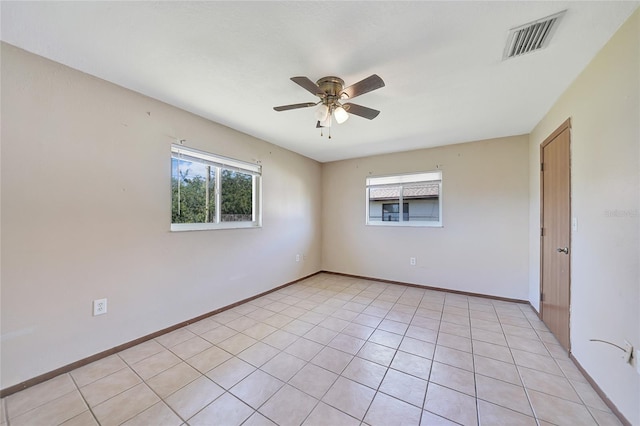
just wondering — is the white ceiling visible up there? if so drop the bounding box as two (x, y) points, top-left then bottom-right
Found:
(1, 1), (637, 162)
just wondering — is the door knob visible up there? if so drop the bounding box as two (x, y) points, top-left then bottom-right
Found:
(557, 247), (569, 254)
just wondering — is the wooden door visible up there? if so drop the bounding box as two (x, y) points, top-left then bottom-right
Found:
(540, 119), (571, 351)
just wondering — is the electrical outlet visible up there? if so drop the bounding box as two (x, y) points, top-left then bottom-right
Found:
(410, 257), (416, 266)
(93, 298), (107, 316)
(623, 340), (633, 364)
(295, 254), (300, 262)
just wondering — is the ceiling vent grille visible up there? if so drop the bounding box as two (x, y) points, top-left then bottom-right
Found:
(503, 10), (566, 60)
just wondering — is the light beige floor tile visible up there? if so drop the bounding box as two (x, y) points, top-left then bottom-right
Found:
(474, 355), (521, 385)
(430, 361), (476, 396)
(6, 374), (76, 419)
(186, 346), (232, 374)
(404, 325), (437, 344)
(156, 328), (196, 348)
(10, 390), (87, 426)
(265, 301), (290, 313)
(391, 351), (432, 380)
(211, 310), (242, 324)
(226, 316), (259, 332)
(259, 384), (318, 426)
(475, 375), (533, 416)
(439, 322), (471, 339)
(303, 402), (360, 426)
(378, 319), (409, 335)
(341, 323), (375, 340)
(555, 358), (588, 383)
(379, 369), (427, 407)
(328, 333), (366, 355)
(70, 355), (126, 388)
(353, 313), (382, 328)
(217, 333), (258, 355)
(264, 313), (295, 328)
(342, 357), (387, 389)
(121, 401), (182, 426)
(246, 307), (276, 321)
(502, 324), (539, 340)
(471, 318), (504, 333)
(244, 322), (279, 340)
(237, 341), (280, 367)
(319, 317), (350, 332)
(146, 362), (200, 398)
(499, 316), (532, 328)
(60, 410), (98, 426)
(545, 342), (569, 359)
(92, 383), (159, 426)
(244, 412), (278, 426)
(260, 352), (307, 381)
(164, 376), (224, 420)
(357, 342), (397, 367)
(169, 336), (212, 360)
(443, 306), (470, 317)
(420, 410), (459, 425)
(364, 392), (422, 426)
(79, 367), (141, 407)
(262, 330), (299, 350)
(322, 377), (375, 420)
(230, 370), (284, 409)
(119, 340), (166, 365)
(424, 383), (478, 426)
(433, 345), (474, 372)
(436, 332), (471, 352)
(206, 356), (256, 389)
(281, 319), (315, 336)
(304, 326), (339, 344)
(471, 328), (508, 346)
(311, 346), (354, 374)
(131, 350), (181, 380)
(285, 337), (324, 361)
(472, 340), (513, 363)
(411, 315), (441, 331)
(519, 366), (580, 402)
(506, 335), (550, 356)
(477, 400), (536, 426)
(399, 337), (435, 359)
(200, 325), (238, 344)
(331, 309), (360, 322)
(369, 330), (403, 349)
(588, 406), (623, 426)
(571, 379), (610, 411)
(528, 389), (597, 426)
(511, 349), (563, 376)
(442, 313), (471, 327)
(186, 318), (220, 335)
(232, 303), (259, 315)
(281, 306), (308, 319)
(189, 392), (253, 426)
(289, 364), (338, 399)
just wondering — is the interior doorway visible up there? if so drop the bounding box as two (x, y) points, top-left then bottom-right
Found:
(540, 118), (572, 352)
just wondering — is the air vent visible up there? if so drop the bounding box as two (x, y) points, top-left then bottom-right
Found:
(503, 10), (566, 60)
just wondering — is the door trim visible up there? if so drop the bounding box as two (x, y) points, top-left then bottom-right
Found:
(539, 117), (572, 351)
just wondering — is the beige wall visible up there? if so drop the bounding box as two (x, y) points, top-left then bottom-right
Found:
(0, 43), (322, 389)
(322, 136), (530, 300)
(528, 9), (639, 424)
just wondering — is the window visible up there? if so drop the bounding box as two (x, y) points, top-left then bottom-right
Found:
(366, 171), (442, 227)
(171, 145), (261, 231)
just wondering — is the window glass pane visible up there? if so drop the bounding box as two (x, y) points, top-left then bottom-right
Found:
(221, 169), (253, 222)
(403, 182), (439, 221)
(369, 185), (401, 222)
(172, 157), (216, 223)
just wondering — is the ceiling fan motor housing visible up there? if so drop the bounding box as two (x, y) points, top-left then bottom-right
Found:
(316, 76), (346, 100)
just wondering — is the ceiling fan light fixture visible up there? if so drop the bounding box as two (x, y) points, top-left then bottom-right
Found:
(334, 106), (349, 124)
(320, 114), (332, 128)
(315, 104), (329, 121)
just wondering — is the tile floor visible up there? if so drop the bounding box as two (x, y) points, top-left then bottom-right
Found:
(1, 273), (621, 426)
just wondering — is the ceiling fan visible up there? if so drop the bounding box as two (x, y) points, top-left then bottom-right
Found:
(273, 75), (385, 137)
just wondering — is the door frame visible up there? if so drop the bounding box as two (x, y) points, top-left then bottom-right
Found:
(539, 118), (572, 352)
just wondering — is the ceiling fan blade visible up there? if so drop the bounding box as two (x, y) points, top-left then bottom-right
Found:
(341, 74), (385, 99)
(343, 103), (380, 120)
(291, 76), (323, 96)
(273, 102), (317, 112)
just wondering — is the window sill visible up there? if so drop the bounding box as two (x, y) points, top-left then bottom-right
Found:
(171, 222), (261, 232)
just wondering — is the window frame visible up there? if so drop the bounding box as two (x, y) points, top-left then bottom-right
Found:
(365, 171), (442, 227)
(171, 144), (262, 231)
